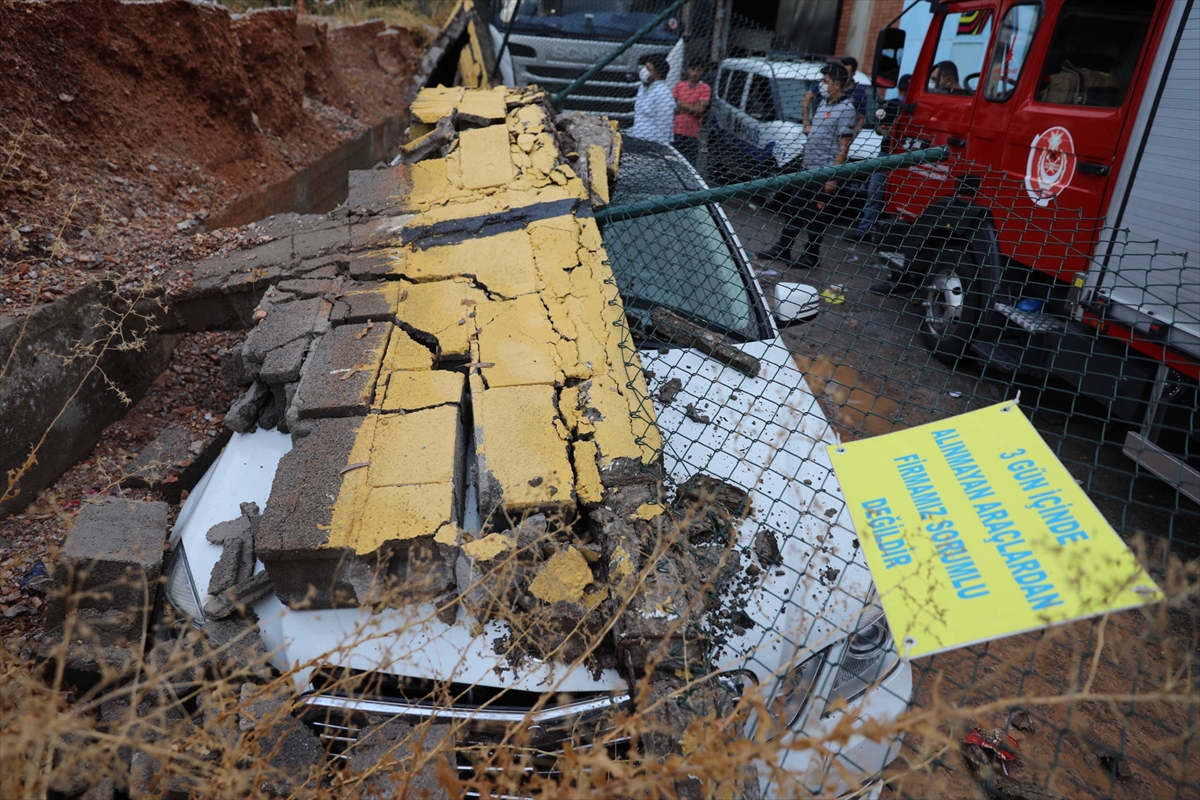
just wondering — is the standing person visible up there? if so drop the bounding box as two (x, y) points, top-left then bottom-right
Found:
(800, 56), (867, 138)
(853, 73), (910, 241)
(758, 62), (857, 269)
(672, 59), (711, 165)
(629, 53), (674, 145)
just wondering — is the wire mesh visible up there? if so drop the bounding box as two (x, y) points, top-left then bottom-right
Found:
(537, 4), (1198, 798)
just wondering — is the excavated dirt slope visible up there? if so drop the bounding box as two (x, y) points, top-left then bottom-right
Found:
(0, 0), (428, 646)
(0, 0), (424, 307)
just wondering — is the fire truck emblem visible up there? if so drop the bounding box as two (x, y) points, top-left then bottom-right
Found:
(1025, 126), (1076, 207)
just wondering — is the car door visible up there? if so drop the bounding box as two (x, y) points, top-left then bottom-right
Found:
(970, 0), (1162, 280)
(743, 72), (780, 170)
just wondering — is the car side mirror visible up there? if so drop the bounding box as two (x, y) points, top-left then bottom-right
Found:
(872, 27), (905, 89)
(773, 282), (820, 326)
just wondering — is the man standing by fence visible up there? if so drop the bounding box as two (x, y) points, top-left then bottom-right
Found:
(759, 62), (857, 269)
(672, 59), (710, 165)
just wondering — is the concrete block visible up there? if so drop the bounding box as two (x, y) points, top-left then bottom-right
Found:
(44, 499), (168, 639)
(226, 380), (270, 433)
(403, 230), (537, 299)
(255, 417), (367, 608)
(200, 616), (273, 681)
(381, 325), (435, 371)
(347, 249), (398, 280)
(237, 683), (324, 797)
(378, 370), (463, 412)
(206, 519), (255, 597)
(473, 295), (565, 388)
(346, 165), (409, 214)
(121, 425), (211, 499)
(331, 282), (400, 325)
(395, 278), (485, 358)
(291, 321), (390, 420)
(259, 336), (310, 385)
(203, 570), (273, 620)
(473, 383), (574, 523)
(275, 277), (343, 299)
(243, 297), (324, 368)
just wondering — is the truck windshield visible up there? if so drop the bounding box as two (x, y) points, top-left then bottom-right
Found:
(495, 0), (681, 42)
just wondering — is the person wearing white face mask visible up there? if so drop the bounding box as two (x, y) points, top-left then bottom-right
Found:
(629, 53), (674, 145)
(758, 62), (857, 269)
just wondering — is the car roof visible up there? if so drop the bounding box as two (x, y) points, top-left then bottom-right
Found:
(719, 57), (872, 86)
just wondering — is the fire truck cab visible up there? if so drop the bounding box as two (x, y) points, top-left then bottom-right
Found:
(872, 0), (1199, 502)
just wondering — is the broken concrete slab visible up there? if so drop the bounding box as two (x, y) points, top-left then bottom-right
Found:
(44, 498), (168, 642)
(203, 570), (274, 620)
(473, 382), (574, 523)
(290, 321), (390, 420)
(243, 296), (326, 369)
(225, 380), (271, 433)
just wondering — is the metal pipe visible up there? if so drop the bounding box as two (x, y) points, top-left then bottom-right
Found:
(550, 0), (688, 110)
(491, 0), (519, 81)
(594, 146), (950, 225)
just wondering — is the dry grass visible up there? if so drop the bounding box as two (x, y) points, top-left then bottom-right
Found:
(1, 491), (1195, 800)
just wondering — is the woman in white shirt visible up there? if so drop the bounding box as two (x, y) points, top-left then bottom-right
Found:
(630, 53), (674, 145)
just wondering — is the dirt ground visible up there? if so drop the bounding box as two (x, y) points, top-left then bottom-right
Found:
(0, 0), (424, 310)
(1, 0), (426, 659)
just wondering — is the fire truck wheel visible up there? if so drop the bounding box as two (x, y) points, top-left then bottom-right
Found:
(918, 246), (985, 362)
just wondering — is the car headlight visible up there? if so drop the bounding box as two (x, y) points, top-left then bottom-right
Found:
(825, 605), (899, 711)
(768, 648), (825, 735)
(163, 546), (206, 626)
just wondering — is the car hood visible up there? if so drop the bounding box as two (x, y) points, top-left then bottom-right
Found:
(174, 336), (871, 695)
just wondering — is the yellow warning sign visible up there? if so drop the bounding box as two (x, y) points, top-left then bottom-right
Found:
(828, 401), (1162, 660)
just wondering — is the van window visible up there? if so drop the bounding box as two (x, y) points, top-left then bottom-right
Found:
(1035, 0), (1152, 108)
(746, 75), (777, 121)
(723, 69), (748, 107)
(925, 9), (993, 95)
(984, 4), (1041, 101)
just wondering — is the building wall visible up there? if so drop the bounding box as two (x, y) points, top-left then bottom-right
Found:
(835, 0), (906, 66)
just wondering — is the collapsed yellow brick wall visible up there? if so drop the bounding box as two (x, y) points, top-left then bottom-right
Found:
(326, 86), (661, 561)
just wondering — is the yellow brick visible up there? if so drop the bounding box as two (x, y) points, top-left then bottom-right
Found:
(461, 532), (513, 562)
(353, 483), (456, 553)
(382, 324), (435, 372)
(474, 383), (574, 512)
(474, 295), (564, 388)
(457, 87), (508, 122)
(574, 376), (658, 466)
(587, 144), (610, 206)
(394, 278), (485, 357)
(530, 132), (559, 174)
(459, 125), (514, 190)
(509, 104), (546, 135)
(635, 503), (665, 520)
(380, 370), (464, 412)
(528, 546), (593, 605)
(328, 465), (371, 551)
(572, 441), (603, 505)
(368, 405), (461, 487)
(404, 230), (537, 299)
(410, 86), (464, 124)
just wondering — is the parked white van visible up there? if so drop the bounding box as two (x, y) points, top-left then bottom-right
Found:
(708, 57), (883, 177)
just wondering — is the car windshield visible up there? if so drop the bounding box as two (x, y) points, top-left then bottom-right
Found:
(603, 141), (762, 342)
(495, 0), (680, 42)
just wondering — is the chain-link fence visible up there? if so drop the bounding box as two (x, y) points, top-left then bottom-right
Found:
(529, 3), (1197, 798)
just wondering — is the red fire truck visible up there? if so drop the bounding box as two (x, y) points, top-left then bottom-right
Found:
(870, 0), (1199, 502)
